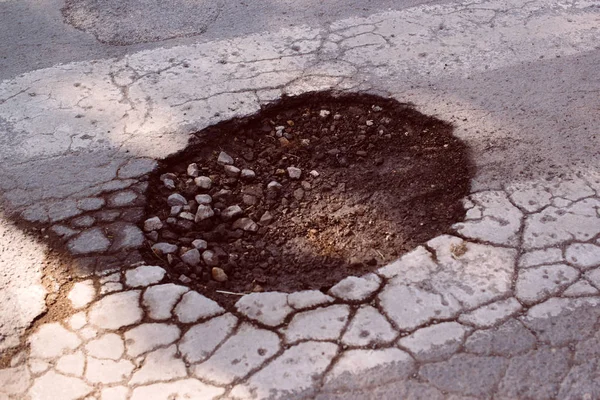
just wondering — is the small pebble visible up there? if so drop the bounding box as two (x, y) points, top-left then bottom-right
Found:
(240, 169), (256, 180)
(366, 120), (374, 126)
(221, 205), (243, 220)
(259, 211), (274, 225)
(232, 218), (259, 232)
(356, 150), (367, 157)
(192, 239), (208, 251)
(195, 205), (215, 222)
(187, 163), (200, 177)
(267, 181), (283, 191)
(179, 275), (192, 284)
(163, 179), (176, 190)
(144, 216), (163, 232)
(211, 267), (228, 282)
(167, 193), (187, 207)
(293, 188), (304, 201)
(203, 250), (219, 266)
(195, 194), (212, 204)
(181, 249), (201, 266)
(301, 181), (312, 190)
(194, 176), (212, 190)
(170, 205), (183, 216)
(224, 165), (241, 177)
(319, 110), (331, 118)
(179, 212), (195, 221)
(287, 166), (302, 179)
(309, 170), (320, 178)
(217, 151), (234, 165)
(152, 242), (178, 255)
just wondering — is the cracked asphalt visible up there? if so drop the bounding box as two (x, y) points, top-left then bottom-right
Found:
(1, 0), (600, 398)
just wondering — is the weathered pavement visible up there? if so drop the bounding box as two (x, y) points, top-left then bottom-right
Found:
(1, 0), (600, 398)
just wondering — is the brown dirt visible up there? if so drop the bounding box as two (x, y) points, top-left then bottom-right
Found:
(141, 92), (473, 298)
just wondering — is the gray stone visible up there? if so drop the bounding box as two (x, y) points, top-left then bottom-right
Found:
(465, 319), (538, 356)
(151, 242), (178, 255)
(515, 263), (578, 304)
(419, 353), (508, 398)
(497, 347), (571, 399)
(202, 250), (219, 267)
(329, 274), (381, 301)
(194, 194), (212, 204)
(125, 265), (165, 287)
(194, 176), (212, 189)
(240, 169), (256, 180)
(117, 158), (157, 179)
(283, 305), (350, 344)
(77, 197), (105, 211)
(108, 190), (138, 207)
(259, 210), (274, 225)
(230, 341), (338, 399)
(124, 323), (181, 357)
(324, 348), (414, 391)
(267, 180), (282, 192)
(88, 290), (143, 330)
(67, 228), (111, 255)
(217, 151), (234, 165)
(181, 248), (201, 266)
(95, 209), (120, 222)
(341, 305), (397, 347)
(191, 239), (208, 250)
(179, 313), (238, 363)
(235, 292), (292, 327)
(163, 178), (176, 189)
(167, 193), (187, 206)
(195, 204), (214, 222)
(221, 205), (243, 220)
(287, 166), (302, 179)
(174, 291), (224, 323)
(231, 217), (258, 232)
(143, 283), (189, 320)
(187, 163), (200, 177)
(193, 323), (281, 385)
(144, 216), (163, 231)
(399, 322), (469, 362)
(224, 165), (240, 177)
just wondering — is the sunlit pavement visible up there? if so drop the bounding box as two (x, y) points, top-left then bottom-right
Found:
(1, 0), (600, 398)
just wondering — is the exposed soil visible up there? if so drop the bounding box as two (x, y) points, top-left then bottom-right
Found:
(141, 92), (473, 297)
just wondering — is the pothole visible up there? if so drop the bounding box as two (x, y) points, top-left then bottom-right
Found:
(141, 92), (473, 298)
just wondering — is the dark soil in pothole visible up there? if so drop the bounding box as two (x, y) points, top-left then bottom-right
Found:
(141, 92), (473, 298)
